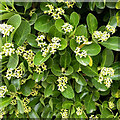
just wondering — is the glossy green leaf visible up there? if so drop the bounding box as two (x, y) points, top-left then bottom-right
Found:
(55, 19), (64, 33)
(33, 72), (44, 82)
(0, 97), (12, 109)
(60, 51), (71, 68)
(27, 34), (39, 48)
(34, 51), (51, 65)
(70, 12), (80, 27)
(0, 12), (14, 21)
(58, 38), (67, 50)
(72, 73), (87, 86)
(100, 36), (120, 51)
(75, 24), (88, 37)
(29, 13), (37, 25)
(87, 13), (98, 34)
(82, 43), (101, 56)
(76, 55), (90, 66)
(34, 15), (54, 33)
(7, 53), (19, 70)
(29, 110), (40, 118)
(101, 48), (114, 67)
(84, 94), (96, 114)
(61, 85), (74, 99)
(44, 84), (53, 98)
(14, 20), (31, 46)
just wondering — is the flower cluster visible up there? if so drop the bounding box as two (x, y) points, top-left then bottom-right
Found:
(89, 115), (98, 119)
(106, 25), (115, 34)
(30, 83), (41, 96)
(76, 107), (83, 116)
(16, 46), (26, 55)
(23, 50), (35, 67)
(65, 0), (75, 8)
(92, 25), (115, 42)
(60, 109), (68, 118)
(62, 23), (73, 33)
(76, 35), (92, 45)
(98, 67), (114, 88)
(22, 98), (31, 113)
(0, 86), (8, 98)
(44, 4), (65, 20)
(57, 76), (68, 92)
(1, 43), (15, 57)
(0, 23), (14, 37)
(5, 65), (24, 80)
(11, 99), (17, 105)
(36, 35), (61, 57)
(74, 47), (87, 58)
(35, 63), (47, 74)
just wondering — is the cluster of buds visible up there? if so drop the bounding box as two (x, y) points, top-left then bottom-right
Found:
(98, 67), (114, 88)
(74, 47), (87, 58)
(106, 25), (115, 34)
(92, 25), (115, 42)
(76, 107), (83, 116)
(11, 99), (17, 105)
(89, 115), (99, 119)
(23, 50), (35, 67)
(57, 76), (68, 92)
(44, 4), (65, 20)
(36, 35), (61, 57)
(22, 98), (31, 113)
(35, 63), (47, 74)
(16, 46), (26, 56)
(31, 83), (41, 96)
(0, 86), (8, 98)
(76, 35), (92, 45)
(5, 65), (24, 80)
(0, 23), (14, 37)
(60, 109), (68, 118)
(1, 43), (15, 57)
(65, 0), (75, 8)
(62, 23), (73, 33)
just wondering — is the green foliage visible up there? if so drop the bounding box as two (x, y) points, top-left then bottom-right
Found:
(0, 1), (120, 119)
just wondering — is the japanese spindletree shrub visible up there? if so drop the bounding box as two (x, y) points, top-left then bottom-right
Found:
(0, 1), (120, 119)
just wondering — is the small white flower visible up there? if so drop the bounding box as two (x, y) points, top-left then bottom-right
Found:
(106, 25), (115, 34)
(62, 23), (73, 33)
(76, 107), (83, 116)
(0, 86), (8, 98)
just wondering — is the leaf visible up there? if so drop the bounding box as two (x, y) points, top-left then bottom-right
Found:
(34, 15), (54, 33)
(95, 0), (105, 9)
(101, 108), (113, 118)
(75, 24), (88, 37)
(33, 72), (44, 82)
(34, 51), (51, 65)
(81, 65), (98, 77)
(16, 96), (24, 114)
(27, 34), (39, 48)
(117, 99), (120, 111)
(82, 43), (101, 56)
(62, 100), (73, 109)
(101, 48), (114, 67)
(14, 20), (31, 46)
(100, 36), (120, 51)
(49, 98), (53, 111)
(76, 55), (90, 66)
(62, 66), (74, 76)
(29, 13), (37, 26)
(7, 53), (19, 70)
(89, 56), (93, 67)
(61, 85), (74, 99)
(75, 82), (84, 93)
(92, 77), (108, 91)
(29, 110), (40, 118)
(70, 38), (78, 51)
(23, 2), (32, 13)
(86, 13), (98, 34)
(0, 97), (12, 109)
(48, 25), (62, 38)
(116, 11), (120, 27)
(0, 12), (14, 21)
(108, 16), (117, 28)
(46, 74), (57, 84)
(20, 80), (35, 96)
(70, 12), (80, 27)
(60, 51), (71, 68)
(11, 78), (20, 90)
(55, 19), (64, 33)
(72, 73), (87, 86)
(84, 94), (96, 114)
(57, 38), (67, 50)
(116, 1), (120, 9)
(44, 84), (53, 98)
